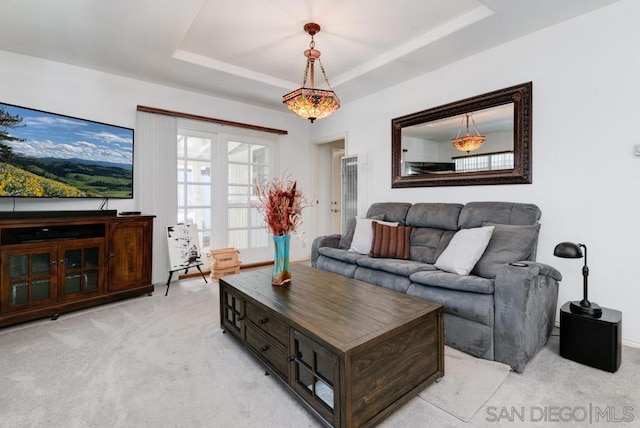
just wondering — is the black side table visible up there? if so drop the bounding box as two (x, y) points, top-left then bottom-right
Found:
(559, 302), (622, 372)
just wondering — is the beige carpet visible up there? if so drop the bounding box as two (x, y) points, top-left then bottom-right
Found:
(4, 278), (634, 427)
(419, 346), (511, 422)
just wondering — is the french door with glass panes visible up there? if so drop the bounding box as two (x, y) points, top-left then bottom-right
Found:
(177, 128), (276, 264)
(177, 132), (213, 252)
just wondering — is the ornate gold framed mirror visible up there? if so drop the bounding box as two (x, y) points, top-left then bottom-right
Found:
(391, 82), (532, 187)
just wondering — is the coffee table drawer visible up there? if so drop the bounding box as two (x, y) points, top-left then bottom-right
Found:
(245, 323), (289, 380)
(246, 300), (288, 346)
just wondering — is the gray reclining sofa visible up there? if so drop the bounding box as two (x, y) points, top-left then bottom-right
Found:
(311, 201), (562, 372)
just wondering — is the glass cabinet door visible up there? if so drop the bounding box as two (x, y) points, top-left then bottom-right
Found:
(58, 240), (104, 300)
(1, 247), (57, 312)
(291, 330), (338, 423)
(220, 285), (244, 339)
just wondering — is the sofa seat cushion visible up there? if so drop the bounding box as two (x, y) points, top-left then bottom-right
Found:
(356, 256), (436, 277)
(409, 270), (495, 294)
(316, 256), (358, 278)
(407, 283), (494, 326)
(354, 267), (412, 293)
(317, 247), (366, 264)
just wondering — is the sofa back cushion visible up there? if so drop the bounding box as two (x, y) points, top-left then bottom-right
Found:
(403, 203), (462, 264)
(338, 214), (384, 250)
(410, 228), (456, 264)
(349, 217), (398, 254)
(458, 202), (541, 229)
(434, 226), (495, 275)
(471, 222), (541, 278)
(366, 202), (412, 225)
(405, 203), (463, 230)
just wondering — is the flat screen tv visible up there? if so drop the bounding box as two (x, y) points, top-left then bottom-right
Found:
(0, 102), (133, 198)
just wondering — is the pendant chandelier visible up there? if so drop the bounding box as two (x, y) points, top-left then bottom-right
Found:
(452, 113), (486, 153)
(282, 23), (340, 123)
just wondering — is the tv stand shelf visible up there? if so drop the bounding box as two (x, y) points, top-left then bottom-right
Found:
(1, 223), (106, 245)
(0, 212), (155, 328)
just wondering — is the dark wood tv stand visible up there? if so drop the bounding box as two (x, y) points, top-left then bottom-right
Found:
(0, 211), (154, 328)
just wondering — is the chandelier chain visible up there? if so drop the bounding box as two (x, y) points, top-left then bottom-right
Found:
(317, 58), (334, 91)
(301, 59), (310, 87)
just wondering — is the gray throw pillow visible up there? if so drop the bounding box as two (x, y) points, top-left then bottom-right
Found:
(338, 214), (384, 250)
(471, 222), (541, 279)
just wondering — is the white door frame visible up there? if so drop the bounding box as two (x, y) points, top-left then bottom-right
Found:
(310, 133), (348, 244)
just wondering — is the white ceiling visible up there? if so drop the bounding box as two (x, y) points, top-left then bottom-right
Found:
(0, 0), (620, 112)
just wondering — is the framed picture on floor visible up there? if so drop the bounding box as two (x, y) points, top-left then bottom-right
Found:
(166, 224), (203, 271)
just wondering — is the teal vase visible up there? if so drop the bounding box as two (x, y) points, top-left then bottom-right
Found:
(272, 234), (292, 285)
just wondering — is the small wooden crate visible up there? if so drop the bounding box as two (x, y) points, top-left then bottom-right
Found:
(212, 265), (241, 280)
(209, 248), (240, 269)
(208, 248), (241, 280)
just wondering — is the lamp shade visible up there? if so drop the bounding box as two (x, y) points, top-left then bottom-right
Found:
(282, 87), (340, 123)
(452, 113), (485, 153)
(553, 241), (602, 318)
(553, 242), (583, 259)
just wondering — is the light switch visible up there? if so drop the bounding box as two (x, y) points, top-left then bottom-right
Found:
(635, 144), (640, 156)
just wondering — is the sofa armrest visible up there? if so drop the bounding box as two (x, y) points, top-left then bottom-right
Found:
(493, 262), (562, 372)
(311, 234), (341, 267)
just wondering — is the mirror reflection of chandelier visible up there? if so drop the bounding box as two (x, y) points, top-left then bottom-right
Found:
(282, 23), (340, 123)
(452, 113), (486, 153)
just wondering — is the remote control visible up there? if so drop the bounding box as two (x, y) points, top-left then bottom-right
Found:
(119, 211), (141, 215)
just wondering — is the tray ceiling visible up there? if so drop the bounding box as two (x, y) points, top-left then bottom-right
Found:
(0, 0), (620, 111)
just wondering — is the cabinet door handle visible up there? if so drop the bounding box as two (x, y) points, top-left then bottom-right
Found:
(259, 318), (267, 324)
(59, 260), (65, 266)
(236, 315), (244, 321)
(287, 356), (295, 362)
(260, 345), (269, 353)
(109, 253), (115, 259)
(51, 261), (57, 266)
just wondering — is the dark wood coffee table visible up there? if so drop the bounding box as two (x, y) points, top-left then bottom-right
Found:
(219, 263), (444, 427)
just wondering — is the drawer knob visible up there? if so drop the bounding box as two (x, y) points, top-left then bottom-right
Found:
(259, 318), (267, 324)
(260, 345), (269, 353)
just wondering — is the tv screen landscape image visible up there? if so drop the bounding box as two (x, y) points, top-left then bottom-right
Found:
(0, 102), (133, 198)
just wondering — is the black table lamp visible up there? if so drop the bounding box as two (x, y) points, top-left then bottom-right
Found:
(553, 242), (602, 318)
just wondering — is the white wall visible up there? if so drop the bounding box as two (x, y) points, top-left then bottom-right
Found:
(0, 50), (313, 282)
(311, 0), (640, 345)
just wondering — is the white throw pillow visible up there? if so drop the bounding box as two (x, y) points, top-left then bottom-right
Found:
(349, 217), (399, 254)
(435, 226), (495, 275)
